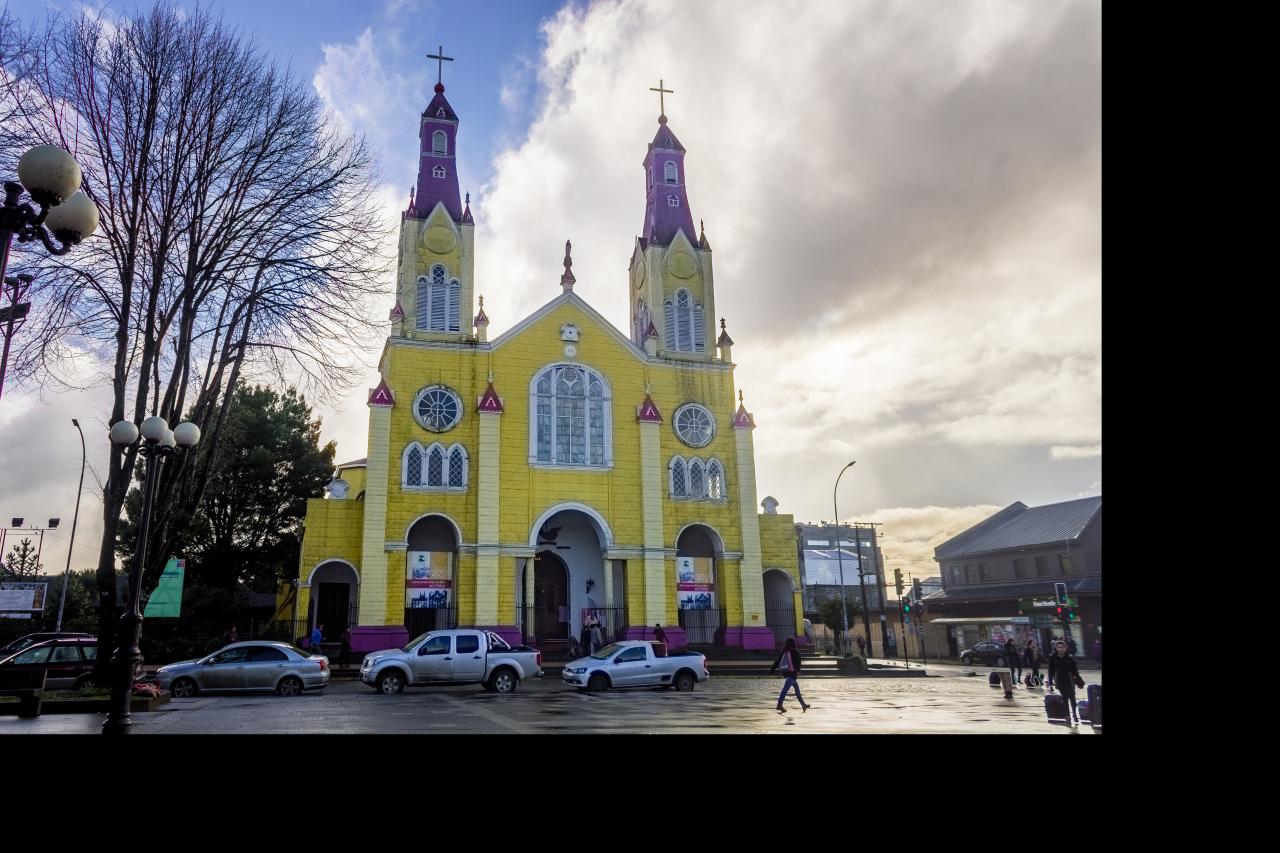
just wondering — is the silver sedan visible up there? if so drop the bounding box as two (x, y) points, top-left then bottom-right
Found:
(155, 641), (330, 698)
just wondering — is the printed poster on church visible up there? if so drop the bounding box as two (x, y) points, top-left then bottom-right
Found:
(676, 556), (716, 610)
(406, 550), (452, 609)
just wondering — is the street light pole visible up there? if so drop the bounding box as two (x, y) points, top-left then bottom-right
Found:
(832, 461), (856, 654)
(103, 415), (201, 735)
(853, 522), (874, 656)
(55, 419), (87, 631)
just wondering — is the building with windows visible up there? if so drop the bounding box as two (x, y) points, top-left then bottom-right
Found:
(794, 522), (887, 613)
(293, 72), (801, 653)
(923, 496), (1102, 658)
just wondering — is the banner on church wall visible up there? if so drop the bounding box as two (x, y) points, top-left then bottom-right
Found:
(676, 556), (716, 610)
(406, 551), (452, 609)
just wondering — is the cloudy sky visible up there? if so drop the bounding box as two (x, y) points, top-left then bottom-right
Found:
(2, 0), (1101, 583)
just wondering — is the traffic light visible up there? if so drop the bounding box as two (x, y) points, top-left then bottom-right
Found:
(893, 567), (904, 596)
(1066, 608), (1077, 622)
(912, 578), (923, 601)
(1055, 582), (1068, 606)
(902, 598), (912, 614)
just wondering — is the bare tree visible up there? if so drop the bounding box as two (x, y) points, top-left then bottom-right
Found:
(1, 4), (389, 673)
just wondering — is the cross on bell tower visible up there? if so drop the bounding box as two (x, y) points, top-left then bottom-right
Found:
(427, 45), (454, 88)
(649, 78), (673, 124)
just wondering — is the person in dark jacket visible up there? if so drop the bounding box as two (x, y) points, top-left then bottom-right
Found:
(1048, 639), (1083, 725)
(1004, 638), (1021, 685)
(1023, 643), (1044, 685)
(770, 637), (810, 713)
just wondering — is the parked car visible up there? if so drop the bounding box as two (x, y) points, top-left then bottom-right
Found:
(154, 641), (329, 697)
(562, 640), (709, 692)
(0, 637), (101, 689)
(361, 629), (542, 694)
(0, 632), (95, 657)
(960, 640), (1012, 667)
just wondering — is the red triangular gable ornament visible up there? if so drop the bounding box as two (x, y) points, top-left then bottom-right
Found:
(368, 378), (395, 407)
(389, 301), (404, 320)
(477, 383), (504, 413)
(636, 394), (662, 423)
(732, 404), (756, 429)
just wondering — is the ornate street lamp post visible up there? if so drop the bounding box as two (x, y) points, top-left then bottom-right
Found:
(103, 415), (201, 735)
(0, 145), (100, 400)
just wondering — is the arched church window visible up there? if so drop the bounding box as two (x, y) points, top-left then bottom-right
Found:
(671, 458), (687, 498)
(707, 460), (724, 500)
(432, 130), (447, 155)
(405, 444), (424, 487)
(432, 164), (446, 179)
(688, 459), (705, 499)
(417, 265), (459, 332)
(426, 445), (445, 487)
(531, 364), (612, 467)
(665, 161), (677, 183)
(447, 444), (467, 488)
(664, 289), (704, 353)
(667, 195), (680, 207)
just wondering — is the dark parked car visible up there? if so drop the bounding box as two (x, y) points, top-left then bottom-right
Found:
(0, 638), (101, 689)
(960, 640), (1013, 667)
(0, 632), (95, 657)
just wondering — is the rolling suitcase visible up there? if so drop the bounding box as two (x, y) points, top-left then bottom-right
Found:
(1086, 683), (1102, 727)
(1076, 699), (1090, 722)
(989, 671), (1002, 687)
(1044, 692), (1070, 724)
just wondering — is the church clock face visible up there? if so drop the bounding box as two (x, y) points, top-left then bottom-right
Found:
(327, 478), (349, 499)
(674, 404), (715, 448)
(413, 385), (463, 432)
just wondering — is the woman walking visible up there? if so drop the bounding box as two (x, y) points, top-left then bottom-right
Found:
(1023, 642), (1044, 686)
(1048, 638), (1084, 725)
(770, 637), (810, 713)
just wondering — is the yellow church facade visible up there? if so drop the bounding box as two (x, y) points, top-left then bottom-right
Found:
(295, 75), (800, 654)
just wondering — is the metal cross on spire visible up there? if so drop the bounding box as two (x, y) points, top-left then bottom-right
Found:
(427, 45), (454, 86)
(649, 78), (673, 121)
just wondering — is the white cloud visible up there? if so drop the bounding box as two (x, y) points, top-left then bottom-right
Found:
(1051, 444), (1102, 460)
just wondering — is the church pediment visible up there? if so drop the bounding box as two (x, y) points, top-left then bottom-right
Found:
(489, 292), (650, 362)
(419, 201), (461, 255)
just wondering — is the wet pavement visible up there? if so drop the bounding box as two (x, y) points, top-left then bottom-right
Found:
(0, 664), (1101, 734)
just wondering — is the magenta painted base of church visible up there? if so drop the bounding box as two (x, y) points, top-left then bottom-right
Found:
(725, 627), (778, 650)
(351, 626), (408, 653)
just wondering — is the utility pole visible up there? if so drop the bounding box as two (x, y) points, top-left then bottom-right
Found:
(853, 522), (874, 656)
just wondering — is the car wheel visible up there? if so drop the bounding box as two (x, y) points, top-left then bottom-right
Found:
(171, 677), (198, 698)
(995, 656), (1006, 667)
(490, 667), (518, 694)
(378, 670), (405, 694)
(75, 674), (96, 690)
(674, 672), (696, 692)
(961, 654), (973, 665)
(276, 676), (304, 697)
(587, 673), (609, 693)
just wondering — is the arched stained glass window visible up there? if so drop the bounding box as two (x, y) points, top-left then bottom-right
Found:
(427, 446), (444, 487)
(531, 365), (611, 466)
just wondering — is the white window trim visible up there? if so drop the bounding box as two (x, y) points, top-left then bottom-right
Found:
(433, 164), (446, 178)
(528, 362), (614, 469)
(667, 194), (680, 207)
(668, 454), (728, 502)
(416, 265), (460, 333)
(403, 440), (468, 492)
(673, 403), (716, 447)
(412, 383), (463, 432)
(432, 130), (447, 155)
(664, 161), (678, 183)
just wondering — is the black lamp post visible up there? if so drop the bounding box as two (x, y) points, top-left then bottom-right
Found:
(55, 419), (88, 632)
(0, 145), (100, 401)
(103, 415), (201, 735)
(832, 461), (855, 653)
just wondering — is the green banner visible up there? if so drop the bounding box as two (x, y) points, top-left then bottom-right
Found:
(143, 558), (185, 618)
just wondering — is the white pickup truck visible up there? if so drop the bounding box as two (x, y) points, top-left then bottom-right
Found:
(561, 640), (709, 692)
(361, 629), (542, 694)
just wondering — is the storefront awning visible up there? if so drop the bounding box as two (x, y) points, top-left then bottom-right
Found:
(928, 616), (1030, 625)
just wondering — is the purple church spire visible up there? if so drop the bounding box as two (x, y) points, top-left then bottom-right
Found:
(412, 76), (464, 223)
(640, 115), (697, 246)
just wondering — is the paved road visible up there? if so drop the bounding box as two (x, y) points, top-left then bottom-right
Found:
(0, 666), (1101, 734)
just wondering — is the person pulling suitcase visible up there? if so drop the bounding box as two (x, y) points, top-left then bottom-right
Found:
(1048, 638), (1084, 726)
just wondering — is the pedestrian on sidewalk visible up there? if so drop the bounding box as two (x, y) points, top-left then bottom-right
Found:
(311, 624), (324, 653)
(222, 625), (237, 646)
(340, 627), (352, 667)
(1048, 638), (1084, 726)
(770, 637), (810, 713)
(1024, 643), (1044, 685)
(856, 636), (866, 658)
(653, 624), (667, 645)
(1004, 637), (1021, 685)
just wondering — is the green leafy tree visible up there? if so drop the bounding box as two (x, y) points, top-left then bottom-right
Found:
(2, 538), (42, 580)
(818, 595), (863, 654)
(119, 383), (335, 594)
(41, 569), (99, 630)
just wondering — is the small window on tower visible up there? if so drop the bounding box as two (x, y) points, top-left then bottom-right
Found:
(437, 107), (446, 118)
(432, 131), (447, 155)
(664, 161), (677, 183)
(433, 165), (446, 179)
(667, 195), (680, 207)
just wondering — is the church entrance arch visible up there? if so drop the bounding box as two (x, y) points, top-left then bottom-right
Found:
(676, 524), (723, 645)
(763, 569), (796, 647)
(522, 507), (610, 645)
(404, 514), (458, 637)
(309, 560), (358, 646)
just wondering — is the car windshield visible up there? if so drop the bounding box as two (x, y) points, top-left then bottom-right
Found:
(589, 643), (624, 660)
(401, 632), (432, 653)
